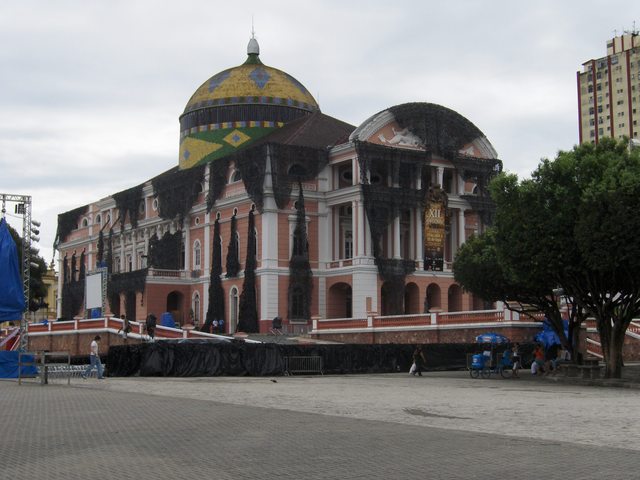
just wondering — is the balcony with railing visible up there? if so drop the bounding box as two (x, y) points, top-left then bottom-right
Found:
(313, 307), (538, 333)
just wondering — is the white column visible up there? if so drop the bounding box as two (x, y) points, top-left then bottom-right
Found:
(144, 229), (150, 267)
(119, 235), (125, 272)
(457, 172), (465, 195)
(393, 214), (401, 259)
(364, 205), (373, 257)
(202, 212), (210, 315)
(131, 228), (137, 269)
(203, 213), (210, 276)
(184, 216), (190, 271)
(352, 157), (358, 186)
(416, 208), (423, 261)
(458, 208), (466, 248)
(56, 255), (63, 318)
(260, 147), (279, 322)
(355, 201), (365, 258)
(333, 206), (339, 260)
(437, 167), (444, 188)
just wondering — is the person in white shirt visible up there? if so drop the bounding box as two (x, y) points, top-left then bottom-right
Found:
(82, 335), (104, 379)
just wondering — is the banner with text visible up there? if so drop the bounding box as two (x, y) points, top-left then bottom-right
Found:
(424, 200), (445, 271)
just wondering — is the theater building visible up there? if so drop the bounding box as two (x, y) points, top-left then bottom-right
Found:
(54, 36), (502, 334)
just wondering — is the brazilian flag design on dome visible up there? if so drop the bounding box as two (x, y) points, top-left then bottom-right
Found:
(179, 122), (281, 169)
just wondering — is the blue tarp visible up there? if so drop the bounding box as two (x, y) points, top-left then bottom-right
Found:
(160, 312), (175, 328)
(475, 332), (510, 344)
(0, 351), (38, 378)
(535, 317), (568, 349)
(0, 218), (25, 322)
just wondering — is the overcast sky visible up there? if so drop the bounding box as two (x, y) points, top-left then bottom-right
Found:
(1, 0), (638, 264)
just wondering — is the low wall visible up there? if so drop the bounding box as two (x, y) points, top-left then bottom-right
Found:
(28, 332), (141, 357)
(311, 325), (541, 345)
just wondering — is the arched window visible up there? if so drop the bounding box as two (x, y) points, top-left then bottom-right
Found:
(291, 286), (305, 319)
(82, 218), (89, 227)
(193, 240), (202, 269)
(95, 214), (102, 225)
(192, 292), (200, 326)
(229, 286), (239, 332)
(230, 169), (242, 183)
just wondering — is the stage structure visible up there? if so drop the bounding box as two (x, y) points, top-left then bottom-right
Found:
(1, 193), (37, 351)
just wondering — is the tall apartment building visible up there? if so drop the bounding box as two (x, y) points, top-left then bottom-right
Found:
(577, 31), (640, 144)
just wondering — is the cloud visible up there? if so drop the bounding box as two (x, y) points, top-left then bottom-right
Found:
(2, 0), (638, 266)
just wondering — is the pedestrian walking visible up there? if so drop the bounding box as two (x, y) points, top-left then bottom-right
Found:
(411, 346), (426, 376)
(511, 343), (521, 378)
(82, 335), (104, 379)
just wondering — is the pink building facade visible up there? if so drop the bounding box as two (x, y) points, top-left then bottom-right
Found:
(55, 38), (501, 334)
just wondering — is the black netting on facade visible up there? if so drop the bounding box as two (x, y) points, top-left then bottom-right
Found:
(55, 205), (87, 247)
(107, 269), (148, 313)
(206, 157), (232, 212)
(237, 209), (258, 332)
(235, 145), (267, 212)
(288, 185), (312, 321)
(152, 165), (205, 221)
(62, 255), (69, 284)
(71, 252), (77, 283)
(210, 143), (329, 214)
(113, 184), (144, 230)
(203, 219), (225, 332)
(148, 231), (182, 270)
(226, 214), (240, 277)
(356, 142), (426, 314)
(389, 103), (485, 158)
(451, 154), (501, 227)
(106, 229), (114, 274)
(271, 144), (328, 210)
(79, 250), (86, 282)
(96, 230), (104, 266)
(61, 282), (84, 320)
(61, 249), (85, 319)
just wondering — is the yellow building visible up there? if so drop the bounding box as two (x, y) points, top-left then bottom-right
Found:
(41, 260), (58, 320)
(577, 30), (640, 144)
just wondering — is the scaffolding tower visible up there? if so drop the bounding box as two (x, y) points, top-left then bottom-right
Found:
(1, 193), (33, 351)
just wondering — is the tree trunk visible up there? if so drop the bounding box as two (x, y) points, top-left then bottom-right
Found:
(605, 322), (626, 378)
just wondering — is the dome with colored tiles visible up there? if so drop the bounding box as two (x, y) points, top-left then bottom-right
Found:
(178, 37), (319, 169)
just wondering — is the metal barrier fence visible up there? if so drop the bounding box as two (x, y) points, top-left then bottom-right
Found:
(285, 356), (323, 375)
(18, 351), (72, 386)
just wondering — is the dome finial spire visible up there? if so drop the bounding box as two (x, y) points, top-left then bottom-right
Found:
(247, 17), (259, 56)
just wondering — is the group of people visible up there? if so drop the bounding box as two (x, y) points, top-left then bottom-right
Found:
(407, 342), (572, 379)
(208, 318), (225, 334)
(531, 343), (571, 375)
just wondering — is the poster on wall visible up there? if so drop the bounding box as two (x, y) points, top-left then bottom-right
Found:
(424, 196), (446, 271)
(85, 270), (105, 310)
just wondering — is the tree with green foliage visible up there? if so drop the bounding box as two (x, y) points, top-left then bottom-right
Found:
(455, 138), (640, 378)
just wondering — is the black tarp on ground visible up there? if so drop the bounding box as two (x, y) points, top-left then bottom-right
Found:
(106, 341), (536, 377)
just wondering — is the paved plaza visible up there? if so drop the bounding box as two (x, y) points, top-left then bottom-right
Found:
(1, 370), (639, 479)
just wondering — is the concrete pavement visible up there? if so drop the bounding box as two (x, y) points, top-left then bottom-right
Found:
(2, 370), (639, 479)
